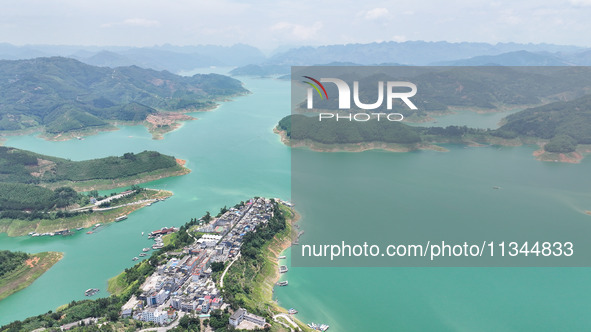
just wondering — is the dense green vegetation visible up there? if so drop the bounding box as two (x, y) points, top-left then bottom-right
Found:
(51, 151), (178, 182)
(494, 94), (591, 152)
(0, 146), (180, 185)
(278, 114), (483, 145)
(0, 146), (39, 183)
(0, 296), (127, 331)
(0, 250), (29, 279)
(279, 114), (421, 144)
(0, 146), (183, 221)
(0, 184), (84, 220)
(172, 315), (201, 331)
(0, 57), (247, 133)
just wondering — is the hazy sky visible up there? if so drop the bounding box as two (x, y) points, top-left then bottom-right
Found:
(1, 0), (591, 50)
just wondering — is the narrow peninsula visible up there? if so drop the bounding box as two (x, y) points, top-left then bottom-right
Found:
(0, 146), (190, 236)
(0, 250), (63, 301)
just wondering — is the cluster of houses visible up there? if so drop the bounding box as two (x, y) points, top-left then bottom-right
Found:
(120, 198), (276, 329)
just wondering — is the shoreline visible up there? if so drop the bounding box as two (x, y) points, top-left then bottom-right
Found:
(274, 127), (448, 153)
(0, 188), (173, 237)
(269, 209), (300, 292)
(0, 103), (228, 143)
(263, 206), (313, 331)
(275, 127), (591, 163)
(0, 251), (63, 301)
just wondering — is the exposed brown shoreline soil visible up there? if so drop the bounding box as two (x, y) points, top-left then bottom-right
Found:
(0, 251), (63, 301)
(0, 104), (227, 142)
(274, 127), (447, 153)
(275, 127), (591, 163)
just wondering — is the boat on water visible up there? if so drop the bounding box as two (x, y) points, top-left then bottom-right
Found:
(141, 232), (144, 236)
(115, 215), (128, 222)
(86, 231), (93, 235)
(278, 255), (286, 259)
(139, 253), (147, 257)
(493, 186), (502, 190)
(277, 281), (288, 286)
(288, 308), (298, 314)
(279, 265), (288, 273)
(142, 247), (151, 252)
(132, 257), (139, 261)
(308, 323), (330, 331)
(85, 288), (99, 296)
(92, 223), (101, 230)
(76, 227), (83, 231)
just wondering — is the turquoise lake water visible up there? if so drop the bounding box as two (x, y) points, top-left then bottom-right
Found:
(1, 70), (591, 331)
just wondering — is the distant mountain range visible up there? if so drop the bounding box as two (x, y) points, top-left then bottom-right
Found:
(229, 41), (591, 76)
(264, 41), (584, 65)
(0, 43), (266, 72)
(433, 50), (571, 66)
(2, 41), (591, 77)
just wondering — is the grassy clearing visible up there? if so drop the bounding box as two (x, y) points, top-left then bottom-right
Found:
(107, 270), (129, 296)
(107, 260), (154, 296)
(0, 251), (63, 301)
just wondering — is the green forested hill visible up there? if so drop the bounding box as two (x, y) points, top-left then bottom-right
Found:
(0, 146), (180, 184)
(0, 146), (184, 219)
(0, 57), (247, 133)
(494, 94), (591, 152)
(278, 114), (422, 144)
(277, 114), (482, 146)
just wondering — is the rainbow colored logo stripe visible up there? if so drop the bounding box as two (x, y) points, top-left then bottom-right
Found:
(302, 76), (328, 100)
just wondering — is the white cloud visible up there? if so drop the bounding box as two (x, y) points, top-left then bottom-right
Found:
(569, 0), (591, 6)
(2, 0), (591, 49)
(364, 8), (389, 20)
(101, 18), (160, 28)
(271, 21), (323, 40)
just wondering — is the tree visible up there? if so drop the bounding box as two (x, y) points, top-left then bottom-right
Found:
(179, 315), (191, 328)
(203, 211), (212, 222)
(179, 315), (201, 331)
(211, 262), (225, 272)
